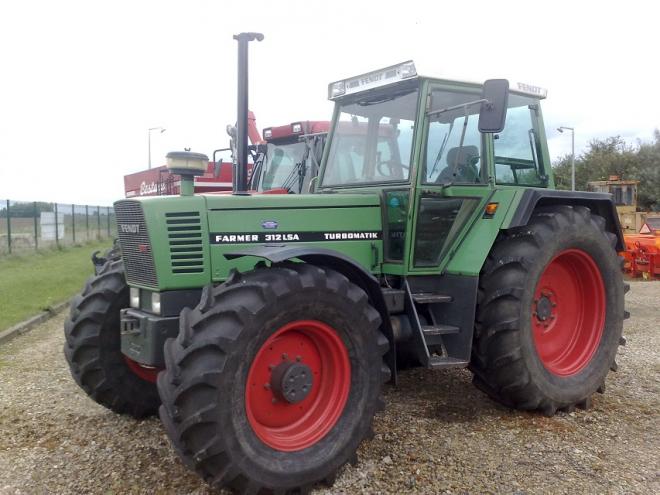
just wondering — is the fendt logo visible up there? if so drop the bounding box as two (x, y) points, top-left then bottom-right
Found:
(119, 224), (141, 234)
(261, 220), (279, 230)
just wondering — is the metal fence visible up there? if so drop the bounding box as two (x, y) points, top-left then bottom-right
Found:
(0, 199), (115, 255)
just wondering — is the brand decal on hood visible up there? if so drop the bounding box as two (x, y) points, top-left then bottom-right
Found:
(210, 231), (382, 244)
(261, 220), (279, 229)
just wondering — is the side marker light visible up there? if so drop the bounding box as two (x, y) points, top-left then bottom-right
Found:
(484, 203), (499, 217)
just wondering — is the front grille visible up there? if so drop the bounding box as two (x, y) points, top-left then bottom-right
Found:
(166, 212), (204, 274)
(114, 200), (158, 288)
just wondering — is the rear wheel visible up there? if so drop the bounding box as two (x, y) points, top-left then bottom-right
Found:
(470, 205), (625, 415)
(63, 260), (160, 418)
(158, 263), (389, 493)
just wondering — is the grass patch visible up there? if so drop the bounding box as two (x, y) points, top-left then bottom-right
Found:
(0, 241), (111, 331)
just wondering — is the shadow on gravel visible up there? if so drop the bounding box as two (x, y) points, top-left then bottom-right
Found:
(384, 366), (582, 432)
(385, 367), (505, 423)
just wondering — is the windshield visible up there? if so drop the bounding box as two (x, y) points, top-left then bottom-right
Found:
(321, 88), (418, 187)
(254, 142), (310, 193)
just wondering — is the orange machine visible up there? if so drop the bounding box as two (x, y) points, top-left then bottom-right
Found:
(621, 217), (660, 279)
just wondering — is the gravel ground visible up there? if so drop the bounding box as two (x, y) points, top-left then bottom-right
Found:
(0, 282), (658, 495)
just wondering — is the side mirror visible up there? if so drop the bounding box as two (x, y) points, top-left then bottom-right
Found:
(478, 79), (509, 133)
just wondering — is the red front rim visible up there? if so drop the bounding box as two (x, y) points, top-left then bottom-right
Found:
(532, 249), (606, 376)
(245, 320), (351, 452)
(123, 356), (160, 383)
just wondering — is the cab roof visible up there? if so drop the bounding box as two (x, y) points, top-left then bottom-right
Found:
(328, 60), (547, 101)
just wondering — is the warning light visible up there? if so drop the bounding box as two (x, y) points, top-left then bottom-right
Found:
(484, 202), (499, 217)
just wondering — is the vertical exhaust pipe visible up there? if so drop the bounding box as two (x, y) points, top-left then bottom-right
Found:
(233, 32), (264, 195)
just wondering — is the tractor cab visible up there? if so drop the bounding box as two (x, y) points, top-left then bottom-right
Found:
(319, 61), (552, 274)
(250, 121), (329, 194)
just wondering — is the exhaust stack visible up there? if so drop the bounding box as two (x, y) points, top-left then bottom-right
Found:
(233, 32), (264, 195)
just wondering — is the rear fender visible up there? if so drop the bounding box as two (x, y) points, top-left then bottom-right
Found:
(507, 189), (624, 251)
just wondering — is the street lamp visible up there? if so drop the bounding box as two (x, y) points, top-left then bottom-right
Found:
(557, 126), (575, 191)
(148, 126), (167, 169)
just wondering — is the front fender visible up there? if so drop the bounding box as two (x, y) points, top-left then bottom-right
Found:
(224, 246), (397, 383)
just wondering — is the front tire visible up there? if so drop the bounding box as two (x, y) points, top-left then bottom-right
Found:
(63, 260), (160, 418)
(470, 205), (625, 415)
(158, 263), (389, 493)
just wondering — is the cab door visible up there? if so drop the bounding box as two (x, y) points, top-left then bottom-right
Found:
(407, 83), (494, 274)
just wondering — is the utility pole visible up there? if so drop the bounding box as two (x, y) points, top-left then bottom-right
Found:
(557, 126), (575, 190)
(148, 126), (166, 169)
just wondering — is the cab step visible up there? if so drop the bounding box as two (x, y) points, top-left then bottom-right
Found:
(428, 356), (469, 369)
(411, 293), (452, 304)
(421, 324), (460, 336)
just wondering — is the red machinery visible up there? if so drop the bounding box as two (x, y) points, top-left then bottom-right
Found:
(124, 115), (330, 197)
(124, 162), (235, 197)
(621, 217), (660, 279)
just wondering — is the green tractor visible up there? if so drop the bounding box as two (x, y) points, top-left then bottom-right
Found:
(64, 33), (627, 493)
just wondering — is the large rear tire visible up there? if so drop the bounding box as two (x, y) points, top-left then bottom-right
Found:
(470, 205), (625, 415)
(158, 263), (389, 493)
(63, 260), (160, 418)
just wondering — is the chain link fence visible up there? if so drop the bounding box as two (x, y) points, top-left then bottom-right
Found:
(0, 199), (115, 255)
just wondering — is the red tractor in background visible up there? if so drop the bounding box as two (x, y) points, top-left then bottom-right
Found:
(251, 120), (329, 194)
(124, 113), (330, 198)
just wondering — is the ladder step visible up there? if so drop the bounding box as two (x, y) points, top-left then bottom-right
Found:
(422, 324), (460, 336)
(428, 356), (469, 369)
(412, 292), (452, 304)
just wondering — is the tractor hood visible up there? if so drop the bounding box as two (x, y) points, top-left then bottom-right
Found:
(204, 193), (383, 282)
(115, 193), (383, 291)
(203, 192), (380, 210)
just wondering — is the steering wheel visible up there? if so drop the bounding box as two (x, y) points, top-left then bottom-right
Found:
(377, 159), (407, 179)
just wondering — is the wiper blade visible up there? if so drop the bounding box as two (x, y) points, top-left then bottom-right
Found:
(429, 121), (454, 177)
(358, 96), (394, 106)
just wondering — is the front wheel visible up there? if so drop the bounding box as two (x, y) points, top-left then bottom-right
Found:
(470, 205), (625, 415)
(158, 263), (389, 493)
(63, 260), (160, 418)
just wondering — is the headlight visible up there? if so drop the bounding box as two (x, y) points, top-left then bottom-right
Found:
(130, 288), (140, 308)
(328, 81), (346, 99)
(399, 61), (417, 79)
(263, 128), (273, 139)
(151, 292), (161, 315)
(291, 122), (303, 134)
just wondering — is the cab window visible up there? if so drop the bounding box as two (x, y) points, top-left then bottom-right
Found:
(424, 88), (484, 184)
(494, 96), (546, 186)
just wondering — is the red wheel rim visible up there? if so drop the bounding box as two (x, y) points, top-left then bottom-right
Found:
(532, 249), (606, 376)
(245, 320), (351, 452)
(123, 356), (160, 383)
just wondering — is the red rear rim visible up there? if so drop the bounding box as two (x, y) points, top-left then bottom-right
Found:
(245, 320), (351, 452)
(123, 356), (160, 383)
(532, 249), (606, 376)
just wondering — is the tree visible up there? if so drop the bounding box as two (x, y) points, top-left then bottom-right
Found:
(634, 130), (660, 211)
(0, 202), (53, 218)
(552, 132), (660, 211)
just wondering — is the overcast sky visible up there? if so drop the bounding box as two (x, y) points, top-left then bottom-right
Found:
(0, 0), (657, 205)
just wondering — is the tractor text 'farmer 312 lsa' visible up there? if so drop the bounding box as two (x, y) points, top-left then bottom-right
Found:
(64, 33), (628, 494)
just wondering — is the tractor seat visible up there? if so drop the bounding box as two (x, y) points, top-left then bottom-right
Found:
(437, 145), (480, 183)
